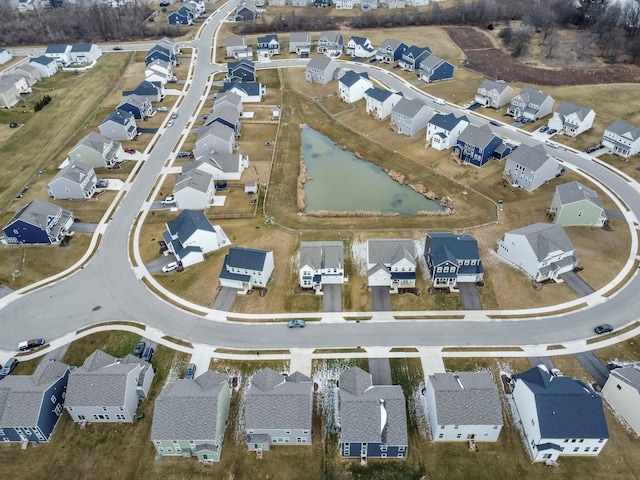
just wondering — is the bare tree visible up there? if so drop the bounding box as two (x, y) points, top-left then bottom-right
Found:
(511, 26), (534, 57)
(526, 4), (557, 43)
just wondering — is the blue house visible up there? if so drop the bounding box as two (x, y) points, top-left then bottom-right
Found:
(453, 124), (503, 167)
(257, 34), (280, 56)
(418, 54), (454, 83)
(221, 80), (264, 102)
(2, 199), (74, 245)
(122, 80), (164, 103)
(376, 39), (407, 63)
(493, 143), (513, 160)
(227, 59), (256, 83)
(146, 45), (176, 66)
(234, 2), (257, 21)
(314, 0), (333, 6)
(0, 361), (71, 442)
(424, 233), (484, 288)
(168, 5), (195, 25)
(117, 94), (153, 120)
(399, 45), (431, 72)
(338, 367), (408, 460)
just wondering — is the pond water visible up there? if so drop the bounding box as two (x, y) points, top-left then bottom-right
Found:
(301, 127), (442, 215)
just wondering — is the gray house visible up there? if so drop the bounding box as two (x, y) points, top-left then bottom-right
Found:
(14, 64), (41, 86)
(503, 144), (561, 192)
(173, 169), (216, 210)
(67, 131), (122, 168)
(601, 120), (640, 158)
(289, 32), (312, 56)
(99, 109), (138, 141)
(244, 368), (313, 452)
(317, 32), (344, 57)
(305, 56), (337, 84)
(507, 86), (554, 121)
(549, 181), (607, 227)
(151, 371), (231, 463)
(47, 161), (97, 200)
(225, 36), (251, 59)
(474, 79), (513, 109)
(194, 122), (236, 157)
(390, 98), (433, 136)
(298, 240), (347, 291)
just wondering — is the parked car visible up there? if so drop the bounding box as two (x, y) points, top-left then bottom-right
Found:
(287, 319), (306, 328)
(539, 125), (549, 133)
(168, 77), (178, 83)
(171, 112), (178, 119)
(185, 363), (196, 379)
(162, 261), (179, 273)
(550, 368), (563, 377)
(113, 46), (123, 51)
(594, 324), (614, 335)
(157, 107), (169, 112)
(433, 98), (446, 105)
(9, 122), (19, 128)
(124, 147), (136, 154)
(142, 347), (154, 363)
(1, 358), (18, 376)
(167, 120), (174, 127)
(161, 195), (175, 205)
(96, 179), (109, 188)
(368, 58), (378, 64)
(177, 151), (193, 158)
(586, 146), (597, 153)
(18, 338), (45, 351)
(461, 103), (472, 109)
(489, 120), (501, 127)
(133, 341), (146, 358)
(547, 128), (557, 135)
(545, 141), (560, 149)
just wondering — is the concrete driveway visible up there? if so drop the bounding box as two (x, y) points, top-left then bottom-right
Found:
(371, 286), (391, 312)
(559, 271), (594, 297)
(605, 209), (625, 220)
(458, 283), (483, 310)
(322, 284), (342, 312)
(70, 223), (98, 233)
(213, 287), (238, 311)
(0, 285), (14, 299)
(573, 351), (610, 388)
(146, 255), (177, 275)
(528, 356), (555, 370)
(369, 358), (392, 385)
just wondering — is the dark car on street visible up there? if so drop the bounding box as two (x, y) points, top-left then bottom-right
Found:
(594, 324), (614, 335)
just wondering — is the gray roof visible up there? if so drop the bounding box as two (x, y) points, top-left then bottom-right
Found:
(119, 93), (149, 109)
(307, 55), (335, 71)
(392, 97), (429, 118)
(419, 53), (446, 70)
(30, 55), (57, 66)
(318, 32), (342, 44)
(609, 363), (640, 391)
(554, 101), (593, 121)
(290, 32), (311, 43)
(478, 79), (510, 94)
(75, 131), (115, 154)
(339, 367), (408, 445)
(199, 121), (235, 143)
(0, 361), (70, 428)
(175, 169), (213, 194)
(506, 143), (554, 172)
(514, 86), (553, 106)
(70, 43), (94, 53)
(208, 105), (240, 126)
(299, 241), (344, 270)
(367, 238), (415, 266)
(428, 372), (503, 426)
(457, 124), (497, 148)
(507, 223), (575, 261)
(244, 368), (312, 430)
(225, 36), (246, 48)
(8, 198), (72, 234)
(51, 161), (94, 185)
(151, 371), (229, 440)
(102, 109), (134, 127)
(186, 153), (241, 174)
(606, 120), (640, 140)
(555, 181), (602, 209)
(46, 44), (69, 54)
(379, 39), (404, 51)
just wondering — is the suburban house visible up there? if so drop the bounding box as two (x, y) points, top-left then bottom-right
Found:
(244, 368), (313, 452)
(173, 169), (216, 210)
(474, 79), (513, 109)
(376, 39), (407, 63)
(399, 45), (431, 72)
(193, 122), (236, 157)
(418, 54), (454, 83)
(361, 0), (378, 10)
(29, 55), (59, 78)
(68, 131), (122, 168)
(185, 152), (249, 181)
(99, 108), (138, 140)
(2, 199), (73, 245)
(317, 32), (344, 57)
(269, 0), (287, 6)
(13, 64), (41, 86)
(225, 36), (252, 59)
(292, 0), (313, 5)
(146, 43), (177, 66)
(305, 56), (338, 84)
(507, 86), (555, 121)
(386, 0), (406, 8)
(219, 246), (274, 291)
(511, 366), (609, 462)
(65, 350), (155, 424)
(0, 48), (12, 64)
(124, 80), (164, 103)
(298, 241), (347, 292)
(338, 366), (408, 460)
(226, 59), (256, 82)
(502, 144), (561, 192)
(602, 363), (640, 437)
(289, 32), (312, 56)
(426, 113), (470, 151)
(205, 106), (241, 137)
(47, 161), (97, 200)
(0, 82), (20, 109)
(336, 0), (355, 9)
(257, 34), (280, 56)
(337, 70), (372, 103)
(346, 36), (376, 58)
(365, 87), (402, 120)
(601, 120), (640, 158)
(366, 238), (416, 291)
(234, 1), (257, 21)
(547, 101), (595, 136)
(210, 91), (243, 117)
(425, 372), (503, 441)
(168, 4), (195, 25)
(549, 181), (607, 227)
(151, 371), (231, 463)
(162, 211), (230, 267)
(424, 233), (484, 288)
(69, 43), (102, 64)
(145, 59), (174, 85)
(497, 223), (579, 282)
(314, 0), (334, 6)
(117, 94), (153, 120)
(0, 73), (31, 94)
(390, 98), (433, 136)
(221, 80), (265, 103)
(453, 124), (503, 167)
(0, 361), (71, 443)
(44, 44), (72, 66)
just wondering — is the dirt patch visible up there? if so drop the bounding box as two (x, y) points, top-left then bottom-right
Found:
(446, 26), (640, 85)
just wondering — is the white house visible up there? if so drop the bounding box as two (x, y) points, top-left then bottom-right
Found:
(474, 79), (513, 109)
(298, 241), (347, 292)
(219, 247), (275, 292)
(366, 238), (416, 291)
(602, 363), (640, 436)
(365, 87), (402, 120)
(289, 32), (312, 56)
(503, 144), (561, 192)
(317, 32), (344, 57)
(426, 113), (469, 151)
(193, 122), (236, 157)
(145, 59), (174, 85)
(346, 36), (376, 58)
(29, 55), (59, 78)
(507, 86), (554, 121)
(162, 210), (230, 267)
(173, 169), (216, 210)
(225, 36), (251, 59)
(0, 73), (30, 94)
(601, 120), (640, 158)
(426, 372), (503, 442)
(0, 48), (12, 65)
(99, 109), (138, 141)
(337, 70), (372, 104)
(335, 0), (354, 8)
(511, 366), (609, 462)
(497, 223), (579, 282)
(221, 80), (265, 103)
(44, 44), (72, 66)
(547, 101), (595, 136)
(47, 161), (97, 200)
(69, 43), (103, 64)
(185, 153), (249, 181)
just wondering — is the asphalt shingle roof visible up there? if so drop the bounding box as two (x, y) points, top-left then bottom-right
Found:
(426, 233), (482, 270)
(478, 79), (510, 94)
(609, 363), (640, 391)
(554, 101), (593, 121)
(392, 97), (429, 118)
(225, 246), (270, 270)
(457, 124), (497, 148)
(506, 143), (554, 172)
(514, 86), (553, 106)
(290, 32), (311, 43)
(299, 241), (344, 271)
(507, 223), (575, 262)
(102, 109), (134, 127)
(429, 113), (469, 131)
(606, 120), (640, 140)
(175, 169), (213, 194)
(339, 70), (369, 88)
(365, 87), (398, 103)
(367, 239), (415, 266)
(555, 181), (602, 208)
(167, 210), (216, 241)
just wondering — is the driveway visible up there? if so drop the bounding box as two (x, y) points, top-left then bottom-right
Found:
(573, 351), (610, 388)
(371, 286), (391, 312)
(458, 283), (483, 310)
(528, 356), (555, 370)
(41, 344), (71, 363)
(137, 127), (159, 134)
(369, 358), (392, 385)
(0, 284), (13, 299)
(150, 201), (176, 211)
(212, 286), (238, 311)
(605, 209), (625, 220)
(145, 255), (177, 274)
(322, 284), (342, 312)
(559, 271), (594, 297)
(70, 223), (98, 233)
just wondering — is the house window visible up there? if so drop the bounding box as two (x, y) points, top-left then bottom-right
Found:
(593, 447), (599, 452)
(103, 407), (108, 412)
(119, 407), (124, 411)
(167, 448), (173, 453)
(51, 395), (57, 404)
(543, 454), (552, 459)
(617, 384), (622, 390)
(285, 430), (291, 434)
(493, 425), (499, 429)
(531, 419), (535, 426)
(248, 430), (254, 434)
(438, 434), (444, 439)
(584, 447), (590, 452)
(68, 407), (74, 411)
(159, 447), (165, 452)
(381, 445), (387, 452)
(344, 445), (350, 455)
(573, 447), (579, 452)
(296, 437), (307, 443)
(77, 415), (85, 421)
(398, 453), (404, 458)
(55, 404), (63, 416)
(577, 211), (583, 217)
(456, 433), (462, 439)
(454, 425), (459, 429)
(578, 439), (584, 443)
(116, 415), (126, 420)
(303, 430), (309, 434)
(436, 267), (443, 273)
(155, 441), (161, 445)
(381, 453), (387, 458)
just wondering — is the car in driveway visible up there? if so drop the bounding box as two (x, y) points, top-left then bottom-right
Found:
(18, 338), (45, 351)
(162, 261), (179, 273)
(461, 103), (472, 109)
(142, 347), (154, 363)
(287, 319), (306, 328)
(586, 146), (597, 154)
(96, 179), (109, 188)
(185, 363), (196, 379)
(539, 125), (549, 133)
(594, 324), (614, 335)
(124, 147), (136, 154)
(1, 358), (18, 376)
(9, 122), (19, 128)
(157, 107), (169, 112)
(161, 195), (175, 205)
(547, 128), (557, 135)
(133, 341), (146, 358)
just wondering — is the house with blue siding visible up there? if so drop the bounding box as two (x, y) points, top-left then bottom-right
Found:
(376, 39), (407, 63)
(146, 43), (177, 66)
(398, 45), (431, 72)
(226, 59), (256, 83)
(168, 5), (195, 25)
(453, 124), (503, 167)
(123, 80), (164, 103)
(2, 199), (74, 245)
(235, 1), (258, 21)
(418, 54), (454, 83)
(0, 360), (71, 442)
(257, 34), (280, 56)
(118, 94), (153, 120)
(219, 246), (275, 292)
(338, 367), (408, 460)
(424, 233), (484, 288)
